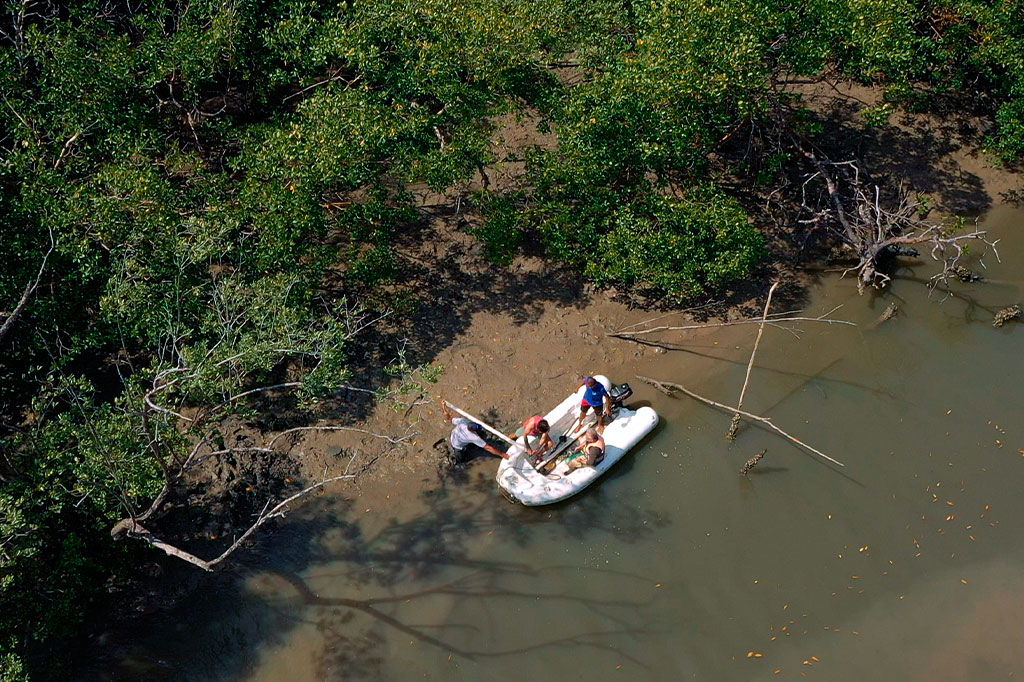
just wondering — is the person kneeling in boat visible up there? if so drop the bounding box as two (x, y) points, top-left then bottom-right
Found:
(440, 400), (508, 462)
(569, 376), (612, 434)
(508, 415), (555, 462)
(565, 428), (605, 472)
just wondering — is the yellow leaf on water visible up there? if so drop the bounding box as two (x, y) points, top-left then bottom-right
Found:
(961, 578), (968, 584)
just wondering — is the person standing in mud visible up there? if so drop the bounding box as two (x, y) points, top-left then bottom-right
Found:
(569, 375), (612, 434)
(440, 399), (508, 463)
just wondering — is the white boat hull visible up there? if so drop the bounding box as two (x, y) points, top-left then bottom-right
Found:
(495, 375), (659, 506)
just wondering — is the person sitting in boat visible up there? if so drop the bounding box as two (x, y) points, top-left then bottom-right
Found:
(569, 376), (612, 434)
(440, 400), (508, 462)
(508, 415), (555, 460)
(565, 428), (605, 472)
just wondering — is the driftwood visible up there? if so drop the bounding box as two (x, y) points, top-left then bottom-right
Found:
(798, 153), (1000, 292)
(609, 307), (854, 339)
(636, 375), (844, 467)
(728, 281), (778, 439)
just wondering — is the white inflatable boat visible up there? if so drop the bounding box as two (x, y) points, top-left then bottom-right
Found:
(496, 375), (659, 506)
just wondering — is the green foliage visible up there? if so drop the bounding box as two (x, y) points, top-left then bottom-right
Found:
(861, 102), (895, 126)
(470, 193), (524, 265)
(1, 653), (25, 682)
(587, 190), (764, 296)
(2, 0), (1024, 677)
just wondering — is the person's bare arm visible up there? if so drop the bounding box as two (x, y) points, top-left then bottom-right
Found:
(440, 399), (453, 422)
(484, 443), (508, 459)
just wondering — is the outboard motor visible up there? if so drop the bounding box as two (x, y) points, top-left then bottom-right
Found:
(609, 382), (633, 407)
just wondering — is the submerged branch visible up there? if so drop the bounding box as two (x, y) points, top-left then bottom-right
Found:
(728, 281), (778, 439)
(636, 375), (844, 467)
(610, 309), (854, 339)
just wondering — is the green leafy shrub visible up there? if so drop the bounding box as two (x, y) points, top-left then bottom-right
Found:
(470, 193), (524, 266)
(587, 190), (764, 296)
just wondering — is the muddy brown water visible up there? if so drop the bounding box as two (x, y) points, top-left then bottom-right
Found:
(95, 204), (1024, 682)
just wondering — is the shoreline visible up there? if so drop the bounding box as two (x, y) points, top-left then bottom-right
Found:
(72, 81), (1024, 678)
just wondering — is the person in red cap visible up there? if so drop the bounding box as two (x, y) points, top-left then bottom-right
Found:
(508, 415), (555, 460)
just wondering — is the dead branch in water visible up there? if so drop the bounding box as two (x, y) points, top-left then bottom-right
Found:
(728, 281), (778, 439)
(798, 154), (1000, 293)
(636, 375), (844, 467)
(112, 469), (358, 571)
(609, 306), (853, 339)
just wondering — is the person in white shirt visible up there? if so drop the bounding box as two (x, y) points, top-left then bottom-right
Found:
(440, 400), (508, 462)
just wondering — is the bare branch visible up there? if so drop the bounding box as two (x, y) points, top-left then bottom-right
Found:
(227, 381), (303, 402)
(728, 281), (778, 439)
(609, 309), (854, 339)
(267, 425), (415, 449)
(112, 472), (356, 571)
(0, 227), (54, 344)
(636, 375), (845, 467)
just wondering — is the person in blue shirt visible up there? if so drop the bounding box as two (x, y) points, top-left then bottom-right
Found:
(569, 376), (611, 434)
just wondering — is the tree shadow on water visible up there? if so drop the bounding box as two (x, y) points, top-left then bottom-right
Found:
(82, 473), (670, 682)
